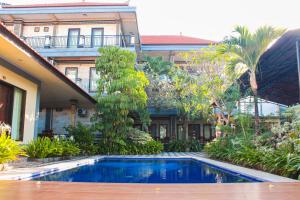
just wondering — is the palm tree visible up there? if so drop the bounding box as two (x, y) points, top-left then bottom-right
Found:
(220, 26), (286, 135)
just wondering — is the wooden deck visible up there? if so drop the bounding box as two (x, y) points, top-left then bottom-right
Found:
(0, 181), (299, 200)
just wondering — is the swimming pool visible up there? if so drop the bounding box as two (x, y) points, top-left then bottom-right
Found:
(33, 158), (262, 183)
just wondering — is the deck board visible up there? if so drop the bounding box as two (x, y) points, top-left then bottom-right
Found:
(0, 181), (299, 200)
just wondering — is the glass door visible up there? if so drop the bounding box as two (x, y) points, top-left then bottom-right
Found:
(91, 28), (104, 47)
(0, 81), (13, 125)
(67, 28), (80, 48)
(11, 88), (24, 140)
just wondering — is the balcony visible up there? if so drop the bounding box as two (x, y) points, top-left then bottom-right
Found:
(22, 35), (135, 57)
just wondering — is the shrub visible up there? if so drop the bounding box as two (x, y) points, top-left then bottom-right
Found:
(26, 137), (80, 159)
(143, 140), (164, 154)
(127, 128), (153, 145)
(0, 126), (26, 165)
(204, 133), (300, 180)
(166, 140), (187, 152)
(98, 133), (128, 155)
(189, 140), (203, 152)
(65, 123), (97, 155)
(166, 139), (203, 152)
(97, 131), (164, 155)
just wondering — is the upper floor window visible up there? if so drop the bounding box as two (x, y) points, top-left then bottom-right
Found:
(65, 67), (78, 82)
(91, 28), (104, 47)
(34, 27), (40, 32)
(89, 67), (99, 92)
(67, 28), (80, 48)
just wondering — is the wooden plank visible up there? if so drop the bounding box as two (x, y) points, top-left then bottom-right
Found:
(0, 181), (299, 200)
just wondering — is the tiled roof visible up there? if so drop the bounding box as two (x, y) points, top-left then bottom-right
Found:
(1, 2), (129, 9)
(141, 35), (216, 45)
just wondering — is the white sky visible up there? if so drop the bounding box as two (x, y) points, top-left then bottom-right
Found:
(2, 0), (300, 41)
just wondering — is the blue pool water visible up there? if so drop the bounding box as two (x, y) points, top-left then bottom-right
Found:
(34, 158), (261, 183)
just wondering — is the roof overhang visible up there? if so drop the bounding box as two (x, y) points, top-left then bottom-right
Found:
(141, 44), (208, 51)
(0, 5), (140, 43)
(0, 23), (96, 108)
(239, 29), (300, 106)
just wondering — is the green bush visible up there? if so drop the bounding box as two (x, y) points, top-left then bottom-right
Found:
(189, 140), (203, 152)
(127, 128), (153, 145)
(205, 133), (300, 180)
(0, 132), (26, 165)
(166, 139), (203, 152)
(143, 140), (164, 154)
(26, 137), (80, 159)
(166, 140), (187, 152)
(97, 131), (164, 155)
(65, 123), (97, 155)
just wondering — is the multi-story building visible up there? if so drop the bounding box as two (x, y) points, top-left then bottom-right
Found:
(0, 2), (216, 143)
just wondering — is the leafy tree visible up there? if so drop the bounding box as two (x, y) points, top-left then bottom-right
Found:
(219, 25), (286, 135)
(141, 56), (209, 138)
(93, 46), (149, 141)
(180, 45), (242, 127)
(170, 66), (210, 137)
(141, 56), (175, 109)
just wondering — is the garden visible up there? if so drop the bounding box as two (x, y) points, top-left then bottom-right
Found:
(1, 25), (300, 181)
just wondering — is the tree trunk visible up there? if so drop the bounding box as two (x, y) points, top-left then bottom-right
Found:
(250, 72), (260, 135)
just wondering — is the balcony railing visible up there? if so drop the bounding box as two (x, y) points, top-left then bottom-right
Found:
(23, 35), (134, 49)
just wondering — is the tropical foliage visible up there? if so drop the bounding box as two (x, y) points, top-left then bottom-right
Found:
(65, 122), (97, 155)
(218, 25), (286, 134)
(205, 106), (300, 180)
(93, 46), (150, 146)
(166, 139), (203, 152)
(0, 123), (26, 166)
(26, 137), (80, 159)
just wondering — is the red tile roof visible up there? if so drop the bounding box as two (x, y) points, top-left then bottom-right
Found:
(1, 2), (129, 9)
(141, 35), (216, 45)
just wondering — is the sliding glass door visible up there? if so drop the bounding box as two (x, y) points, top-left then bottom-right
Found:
(0, 81), (13, 124)
(0, 81), (25, 141)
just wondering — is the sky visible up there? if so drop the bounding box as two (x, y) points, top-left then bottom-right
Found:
(2, 0), (300, 41)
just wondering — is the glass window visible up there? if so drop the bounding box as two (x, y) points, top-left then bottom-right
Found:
(149, 124), (157, 138)
(11, 88), (24, 140)
(188, 124), (200, 139)
(91, 28), (104, 47)
(204, 125), (211, 140)
(159, 124), (167, 139)
(67, 29), (80, 47)
(177, 125), (184, 140)
(89, 67), (99, 92)
(65, 67), (78, 82)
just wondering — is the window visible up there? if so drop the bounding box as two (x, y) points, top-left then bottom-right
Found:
(159, 124), (168, 139)
(91, 28), (104, 47)
(149, 124), (157, 138)
(34, 27), (40, 32)
(177, 124), (184, 140)
(44, 27), (49, 32)
(67, 28), (80, 48)
(65, 67), (78, 82)
(0, 81), (25, 141)
(188, 124), (200, 139)
(89, 67), (99, 92)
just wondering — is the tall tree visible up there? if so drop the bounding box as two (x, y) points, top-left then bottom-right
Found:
(141, 56), (175, 109)
(219, 25), (286, 135)
(180, 45), (242, 127)
(93, 46), (149, 137)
